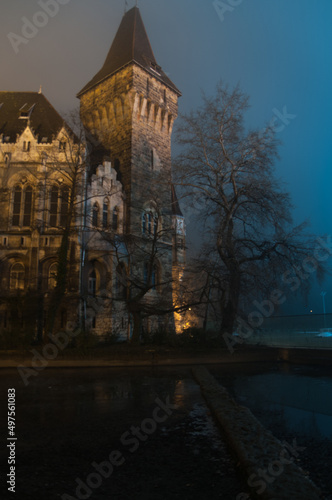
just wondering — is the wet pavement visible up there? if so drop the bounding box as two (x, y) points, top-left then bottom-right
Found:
(0, 366), (248, 500)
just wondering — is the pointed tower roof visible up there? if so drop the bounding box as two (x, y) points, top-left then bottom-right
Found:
(77, 7), (181, 97)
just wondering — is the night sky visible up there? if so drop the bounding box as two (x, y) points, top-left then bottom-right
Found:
(1, 0), (331, 313)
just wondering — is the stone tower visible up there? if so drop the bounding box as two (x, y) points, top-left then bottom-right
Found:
(77, 6), (181, 235)
(77, 7), (183, 335)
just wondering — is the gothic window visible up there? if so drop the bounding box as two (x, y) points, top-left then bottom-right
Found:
(49, 186), (59, 227)
(59, 141), (67, 151)
(154, 215), (158, 235)
(12, 186), (22, 226)
(147, 212), (152, 234)
(22, 186), (33, 227)
(10, 263), (25, 291)
(102, 199), (109, 229)
(60, 186), (69, 227)
(49, 185), (69, 228)
(88, 270), (97, 297)
(112, 206), (119, 232)
(48, 262), (58, 289)
(92, 203), (99, 227)
(12, 185), (33, 227)
(142, 211), (158, 235)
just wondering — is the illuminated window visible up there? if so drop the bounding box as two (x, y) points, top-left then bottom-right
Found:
(10, 263), (25, 291)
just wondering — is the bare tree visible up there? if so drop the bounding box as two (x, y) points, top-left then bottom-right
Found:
(99, 202), (192, 343)
(175, 82), (325, 335)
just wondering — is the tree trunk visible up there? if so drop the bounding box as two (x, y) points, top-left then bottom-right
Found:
(130, 311), (142, 344)
(220, 271), (240, 335)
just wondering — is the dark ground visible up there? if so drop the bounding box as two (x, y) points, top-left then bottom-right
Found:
(0, 367), (249, 500)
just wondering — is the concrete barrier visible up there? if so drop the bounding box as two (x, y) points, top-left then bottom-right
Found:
(192, 365), (321, 500)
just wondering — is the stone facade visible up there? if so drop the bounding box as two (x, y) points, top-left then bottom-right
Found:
(0, 7), (185, 343)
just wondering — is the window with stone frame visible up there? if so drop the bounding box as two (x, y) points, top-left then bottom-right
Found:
(142, 211), (158, 236)
(49, 185), (70, 228)
(48, 262), (58, 289)
(10, 263), (25, 291)
(102, 198), (109, 229)
(88, 269), (97, 297)
(12, 185), (33, 227)
(23, 141), (31, 152)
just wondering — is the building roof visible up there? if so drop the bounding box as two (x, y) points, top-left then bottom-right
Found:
(0, 91), (65, 143)
(171, 184), (183, 217)
(77, 7), (181, 97)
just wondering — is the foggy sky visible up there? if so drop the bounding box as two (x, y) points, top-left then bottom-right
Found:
(1, 0), (332, 313)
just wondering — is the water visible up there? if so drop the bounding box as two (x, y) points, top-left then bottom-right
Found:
(244, 313), (332, 348)
(0, 366), (246, 500)
(212, 362), (332, 440)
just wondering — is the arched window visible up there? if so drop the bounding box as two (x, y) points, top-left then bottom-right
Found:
(142, 210), (158, 235)
(49, 186), (59, 227)
(92, 203), (99, 227)
(23, 186), (33, 226)
(153, 215), (158, 235)
(88, 270), (97, 297)
(48, 262), (58, 289)
(60, 186), (69, 227)
(112, 207), (119, 232)
(102, 199), (109, 229)
(12, 185), (34, 227)
(147, 212), (152, 234)
(49, 185), (69, 228)
(10, 263), (25, 291)
(12, 186), (22, 226)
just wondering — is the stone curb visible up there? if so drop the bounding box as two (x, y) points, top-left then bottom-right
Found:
(192, 366), (321, 500)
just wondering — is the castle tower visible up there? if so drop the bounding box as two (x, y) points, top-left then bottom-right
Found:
(77, 6), (181, 236)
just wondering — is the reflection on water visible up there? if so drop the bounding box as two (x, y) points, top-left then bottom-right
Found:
(213, 363), (332, 440)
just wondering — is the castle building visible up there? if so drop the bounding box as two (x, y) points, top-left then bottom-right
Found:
(0, 7), (185, 343)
